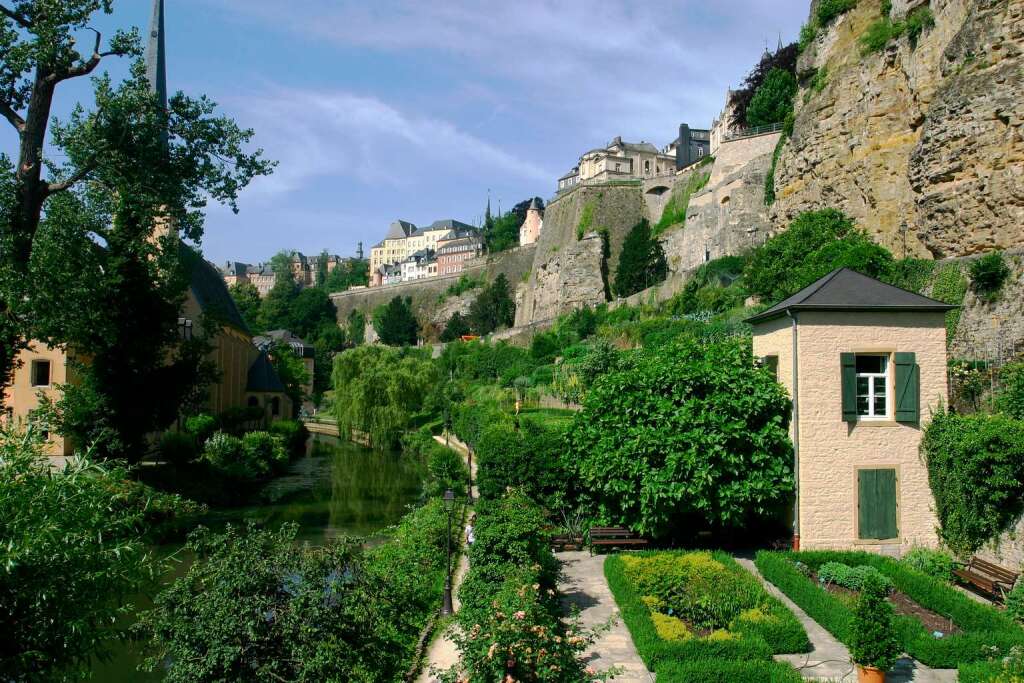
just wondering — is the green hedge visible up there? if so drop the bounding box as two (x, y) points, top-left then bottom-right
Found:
(756, 550), (1024, 668)
(605, 551), (807, 680)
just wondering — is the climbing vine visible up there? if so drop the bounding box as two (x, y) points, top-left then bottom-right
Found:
(930, 264), (968, 343)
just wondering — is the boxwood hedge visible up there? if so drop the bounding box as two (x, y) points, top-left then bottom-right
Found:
(755, 550), (1024, 670)
(605, 551), (808, 682)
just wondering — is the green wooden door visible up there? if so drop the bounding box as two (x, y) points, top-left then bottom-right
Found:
(858, 468), (898, 540)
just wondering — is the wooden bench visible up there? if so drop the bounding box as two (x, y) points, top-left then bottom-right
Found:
(589, 526), (649, 554)
(954, 556), (1019, 602)
(550, 534), (584, 551)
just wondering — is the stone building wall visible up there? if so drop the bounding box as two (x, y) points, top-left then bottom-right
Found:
(771, 0), (1024, 258)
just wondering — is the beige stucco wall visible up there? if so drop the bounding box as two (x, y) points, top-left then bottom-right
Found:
(519, 209), (543, 246)
(753, 310), (947, 554)
(2, 343), (74, 457)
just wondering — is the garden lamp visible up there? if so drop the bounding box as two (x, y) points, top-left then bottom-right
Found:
(441, 489), (455, 615)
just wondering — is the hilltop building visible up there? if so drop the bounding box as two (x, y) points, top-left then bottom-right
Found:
(219, 251), (348, 297)
(368, 218), (479, 286)
(2, 1), (292, 458)
(748, 269), (954, 553)
(519, 198), (544, 246)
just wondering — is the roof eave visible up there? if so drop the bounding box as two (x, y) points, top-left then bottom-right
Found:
(746, 303), (958, 324)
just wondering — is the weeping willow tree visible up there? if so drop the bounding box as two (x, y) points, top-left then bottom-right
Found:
(331, 345), (439, 450)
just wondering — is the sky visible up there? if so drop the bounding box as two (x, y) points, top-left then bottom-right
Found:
(1, 0), (810, 265)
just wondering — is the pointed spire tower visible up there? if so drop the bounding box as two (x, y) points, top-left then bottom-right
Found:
(146, 0), (168, 148)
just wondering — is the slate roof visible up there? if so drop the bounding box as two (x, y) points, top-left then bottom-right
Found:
(385, 220), (417, 240)
(246, 351), (287, 393)
(423, 219), (475, 233)
(221, 261), (250, 277)
(180, 245), (251, 334)
(745, 268), (957, 324)
(253, 329), (315, 358)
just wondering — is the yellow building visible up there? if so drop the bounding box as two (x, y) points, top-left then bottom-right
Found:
(3, 249), (292, 458)
(748, 268), (954, 554)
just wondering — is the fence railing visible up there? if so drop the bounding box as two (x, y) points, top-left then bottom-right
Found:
(724, 121), (784, 142)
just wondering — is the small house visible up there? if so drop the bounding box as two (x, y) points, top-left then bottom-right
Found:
(747, 268), (955, 553)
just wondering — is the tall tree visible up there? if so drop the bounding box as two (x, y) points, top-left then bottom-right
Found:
(347, 309), (366, 346)
(316, 249), (329, 287)
(468, 273), (515, 335)
(373, 296), (418, 346)
(0, 1), (271, 387)
(229, 281), (261, 330)
(613, 219), (667, 298)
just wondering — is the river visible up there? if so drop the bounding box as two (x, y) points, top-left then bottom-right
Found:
(89, 435), (427, 681)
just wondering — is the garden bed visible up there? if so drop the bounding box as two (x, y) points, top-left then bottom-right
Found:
(756, 550), (1024, 670)
(605, 550), (809, 683)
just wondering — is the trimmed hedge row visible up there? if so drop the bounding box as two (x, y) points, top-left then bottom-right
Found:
(756, 550), (1024, 668)
(605, 551), (808, 682)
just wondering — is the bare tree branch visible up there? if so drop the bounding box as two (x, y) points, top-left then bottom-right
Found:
(49, 28), (113, 82)
(0, 96), (25, 132)
(45, 163), (96, 195)
(0, 4), (31, 29)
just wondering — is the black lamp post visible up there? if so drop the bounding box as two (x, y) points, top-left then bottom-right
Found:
(441, 489), (455, 616)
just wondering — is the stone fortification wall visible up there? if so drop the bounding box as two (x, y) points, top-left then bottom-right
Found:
(330, 244), (536, 328)
(661, 132), (781, 275)
(771, 0), (1024, 258)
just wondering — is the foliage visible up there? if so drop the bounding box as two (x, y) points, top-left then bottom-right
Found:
(763, 131), (787, 205)
(347, 309), (366, 346)
(552, 339), (624, 404)
(229, 281), (262, 330)
(576, 200), (596, 240)
(269, 419), (309, 456)
(568, 337), (793, 538)
(931, 263), (968, 343)
(1007, 584), (1024, 626)
(158, 430), (198, 464)
(922, 409), (1024, 556)
(0, 427), (171, 681)
(744, 209), (893, 302)
(140, 500), (456, 682)
(886, 258), (935, 293)
(374, 295), (419, 346)
(483, 201), (537, 254)
(997, 363), (1024, 420)
(817, 561), (894, 593)
(654, 659), (804, 683)
(200, 431), (274, 480)
(442, 273), (484, 299)
(798, 22), (818, 53)
(960, 648), (1024, 683)
(850, 572), (901, 671)
(320, 258), (369, 293)
(604, 551), (806, 681)
(746, 68), (797, 128)
(817, 0), (858, 25)
(475, 416), (573, 509)
(185, 413), (218, 446)
(969, 251), (1011, 300)
(654, 171), (711, 234)
(613, 219), (668, 298)
(267, 340), (311, 413)
(756, 550), (1024, 668)
(729, 43), (799, 128)
(861, 6), (935, 55)
(664, 255), (748, 317)
(900, 547), (955, 583)
(332, 345), (439, 450)
(468, 273), (516, 335)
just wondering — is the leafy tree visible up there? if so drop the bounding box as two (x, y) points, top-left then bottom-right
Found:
(259, 271), (300, 332)
(332, 345), (438, 449)
(347, 309), (366, 346)
(745, 67), (797, 127)
(849, 573), (901, 672)
(729, 43), (799, 127)
(0, 2), (271, 388)
(0, 426), (183, 680)
(229, 280), (261, 330)
(613, 218), (667, 298)
(374, 296), (418, 346)
(288, 287), (336, 340)
(440, 311), (472, 342)
(998, 362), (1024, 420)
(475, 417), (572, 509)
(322, 258), (369, 293)
(922, 409), (1024, 556)
(315, 249), (330, 287)
(567, 337), (794, 538)
(468, 273), (515, 335)
(744, 209), (894, 303)
(268, 340), (311, 415)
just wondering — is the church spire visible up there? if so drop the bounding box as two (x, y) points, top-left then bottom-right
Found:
(146, 0), (167, 110)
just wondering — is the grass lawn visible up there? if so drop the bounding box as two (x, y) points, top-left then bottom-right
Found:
(518, 407), (577, 430)
(605, 550), (809, 683)
(755, 550), (1024, 674)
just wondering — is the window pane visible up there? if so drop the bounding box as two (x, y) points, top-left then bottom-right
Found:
(856, 377), (869, 395)
(856, 355), (884, 374)
(874, 395), (887, 416)
(32, 361), (51, 387)
(857, 397), (869, 415)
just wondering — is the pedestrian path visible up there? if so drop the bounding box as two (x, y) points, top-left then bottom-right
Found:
(557, 551), (655, 682)
(434, 433), (478, 499)
(416, 552), (470, 683)
(735, 557), (958, 682)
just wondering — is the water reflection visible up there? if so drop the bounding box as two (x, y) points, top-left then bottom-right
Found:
(90, 435), (426, 681)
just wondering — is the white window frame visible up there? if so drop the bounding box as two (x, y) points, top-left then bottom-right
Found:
(855, 353), (891, 420)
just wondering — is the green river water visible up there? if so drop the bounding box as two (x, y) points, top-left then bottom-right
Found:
(89, 434), (427, 682)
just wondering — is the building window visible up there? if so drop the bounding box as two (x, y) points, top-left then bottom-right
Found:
(31, 360), (51, 387)
(644, 160), (650, 174)
(178, 317), (194, 341)
(761, 355), (779, 379)
(855, 354), (890, 418)
(858, 468), (898, 540)
(698, 147), (704, 157)
(271, 396), (281, 417)
(248, 396), (259, 408)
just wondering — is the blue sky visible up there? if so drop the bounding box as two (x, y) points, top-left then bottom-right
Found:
(2, 0), (809, 264)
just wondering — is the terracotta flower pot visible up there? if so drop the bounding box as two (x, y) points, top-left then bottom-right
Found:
(857, 665), (886, 683)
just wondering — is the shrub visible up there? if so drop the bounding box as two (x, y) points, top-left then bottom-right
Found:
(904, 6), (936, 44)
(568, 337), (793, 538)
(746, 68), (797, 127)
(818, 561), (893, 593)
(654, 170), (711, 234)
(440, 311), (471, 342)
(900, 547), (955, 582)
(158, 430), (197, 464)
(998, 363), (1024, 420)
(184, 413), (218, 445)
(425, 442), (469, 497)
(1007, 583), (1024, 625)
(475, 417), (572, 509)
(816, 0), (858, 26)
(798, 22), (818, 53)
(922, 409), (1024, 556)
(850, 572), (902, 672)
(242, 431), (289, 474)
(269, 419), (309, 457)
(969, 251), (1011, 300)
(614, 218), (668, 297)
(931, 263), (969, 343)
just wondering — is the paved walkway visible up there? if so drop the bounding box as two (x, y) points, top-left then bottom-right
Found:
(557, 551), (655, 682)
(736, 558), (958, 682)
(435, 433), (478, 499)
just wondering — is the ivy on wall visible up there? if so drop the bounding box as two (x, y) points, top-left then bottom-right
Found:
(930, 264), (968, 344)
(653, 169), (711, 235)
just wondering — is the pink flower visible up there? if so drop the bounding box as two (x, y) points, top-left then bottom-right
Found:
(513, 610), (526, 620)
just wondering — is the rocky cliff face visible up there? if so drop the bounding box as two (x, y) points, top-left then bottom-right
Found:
(772, 0), (1023, 257)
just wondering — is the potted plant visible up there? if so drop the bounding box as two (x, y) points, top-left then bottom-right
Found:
(850, 572), (901, 683)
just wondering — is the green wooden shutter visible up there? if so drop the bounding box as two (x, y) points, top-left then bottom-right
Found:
(858, 469), (898, 540)
(841, 353), (857, 423)
(894, 352), (919, 424)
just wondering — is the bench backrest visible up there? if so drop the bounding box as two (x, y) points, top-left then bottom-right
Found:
(970, 557), (1020, 584)
(590, 527), (635, 539)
